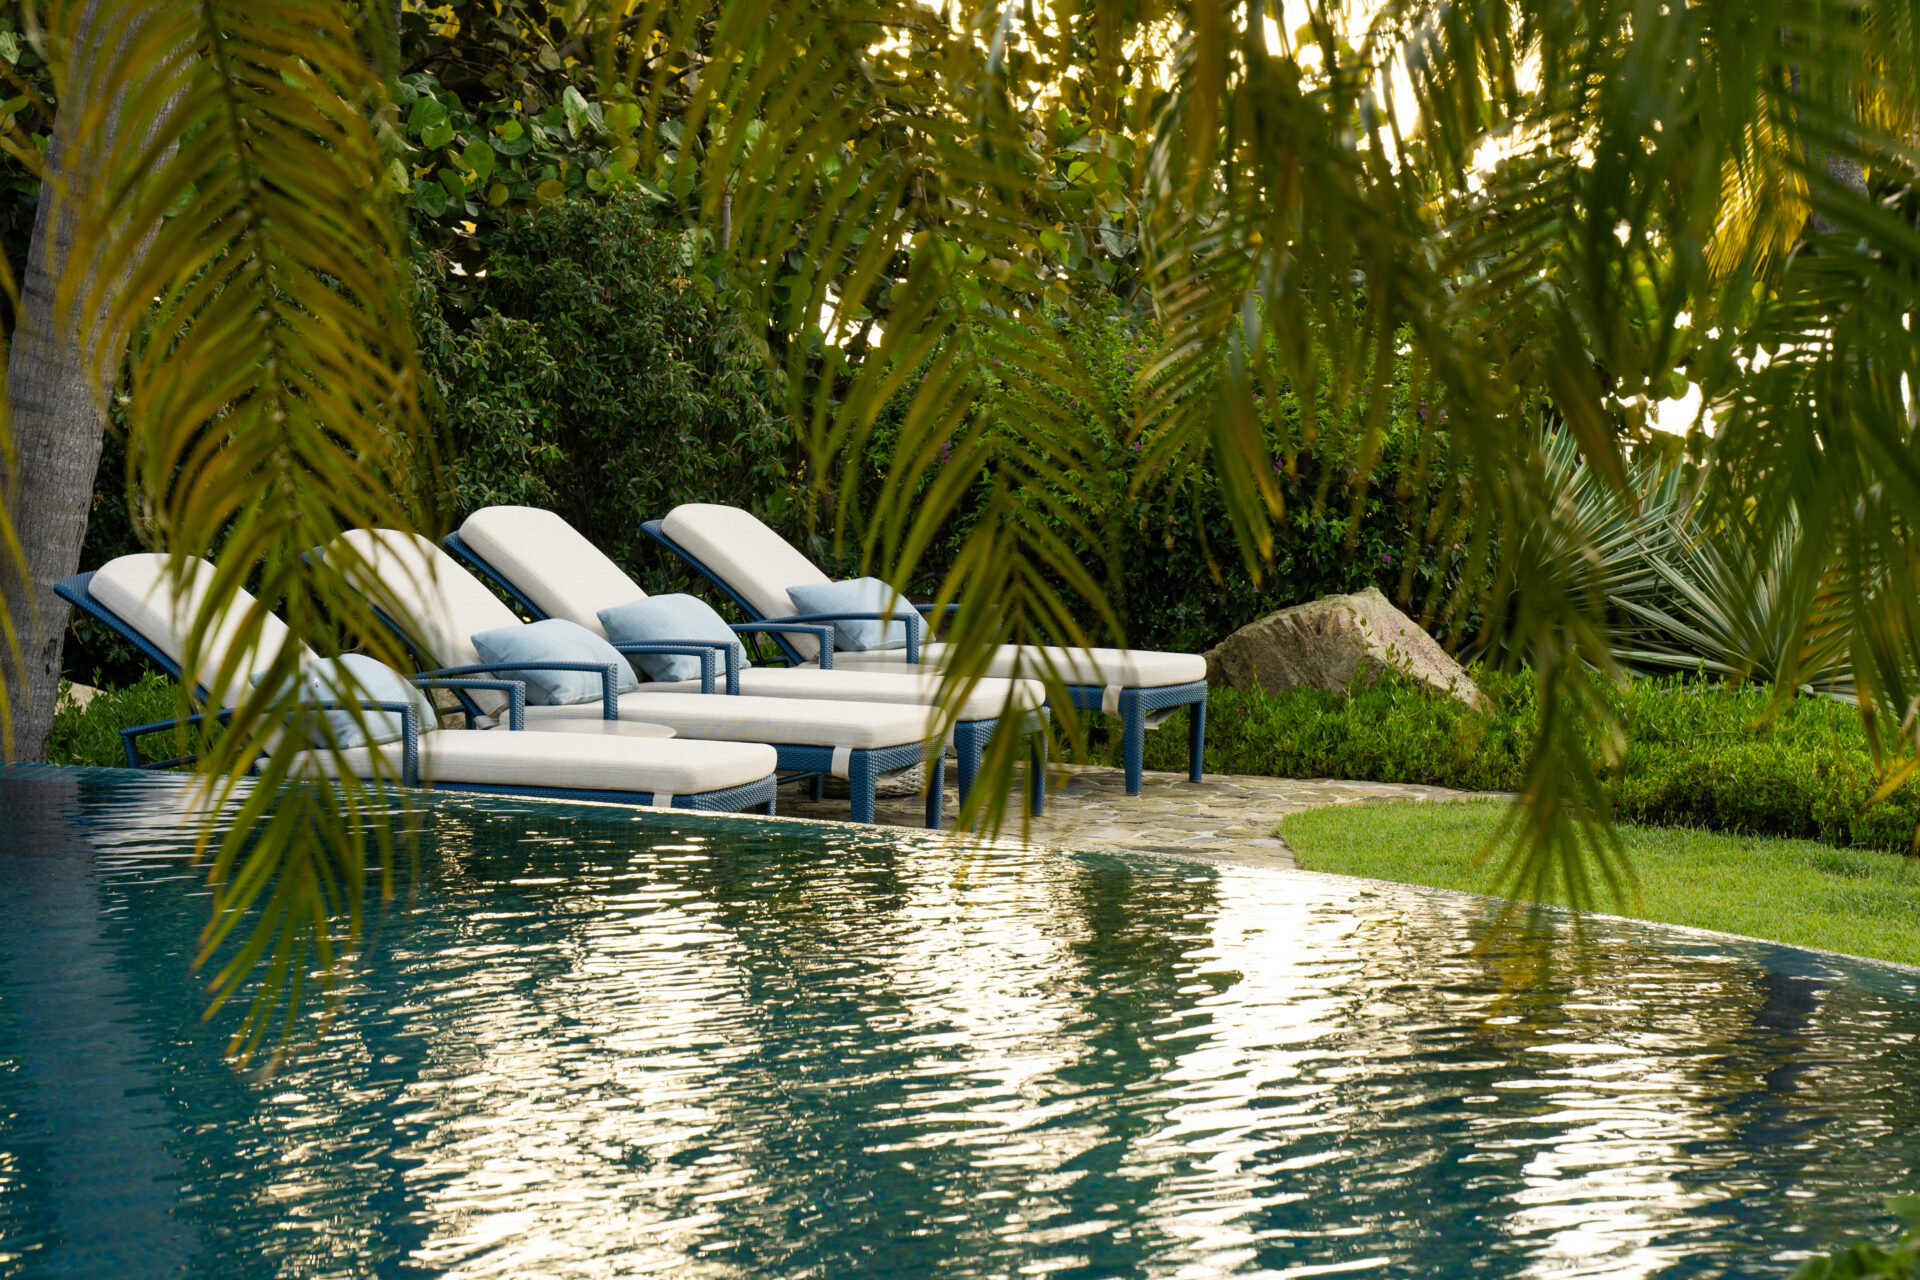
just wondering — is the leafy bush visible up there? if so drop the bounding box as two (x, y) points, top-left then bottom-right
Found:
(414, 193), (796, 588)
(1137, 671), (1920, 850)
(860, 302), (1477, 655)
(47, 674), (186, 769)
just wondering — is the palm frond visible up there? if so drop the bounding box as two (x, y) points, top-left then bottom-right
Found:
(31, 0), (440, 1061)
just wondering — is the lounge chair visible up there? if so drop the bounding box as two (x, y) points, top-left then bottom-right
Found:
(316, 529), (956, 826)
(55, 555), (781, 813)
(443, 505), (1047, 812)
(642, 503), (1209, 794)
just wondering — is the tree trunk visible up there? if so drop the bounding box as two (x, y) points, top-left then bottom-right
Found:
(1, 144), (114, 763)
(2, 0), (183, 762)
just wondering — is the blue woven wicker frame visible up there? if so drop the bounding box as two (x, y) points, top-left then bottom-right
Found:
(640, 521), (1207, 795)
(775, 740), (942, 825)
(50, 571), (777, 815)
(448, 528), (1021, 814)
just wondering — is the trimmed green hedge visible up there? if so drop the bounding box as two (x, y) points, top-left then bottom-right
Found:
(1136, 671), (1920, 851)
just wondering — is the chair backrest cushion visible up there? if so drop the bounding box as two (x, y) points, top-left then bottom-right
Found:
(599, 593), (751, 683)
(322, 529), (523, 715)
(459, 506), (647, 636)
(660, 503), (831, 658)
(89, 554), (311, 709)
(471, 618), (640, 705)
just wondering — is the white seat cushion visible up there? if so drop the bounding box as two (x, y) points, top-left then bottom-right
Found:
(831, 642), (1206, 689)
(89, 554), (315, 708)
(459, 506), (646, 636)
(659, 503), (830, 658)
(524, 693), (933, 751)
(321, 529), (525, 716)
(643, 667), (1045, 720)
(291, 730), (776, 796)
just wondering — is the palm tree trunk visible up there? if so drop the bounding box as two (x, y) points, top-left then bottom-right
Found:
(2, 0), (182, 762)
(1, 144), (114, 763)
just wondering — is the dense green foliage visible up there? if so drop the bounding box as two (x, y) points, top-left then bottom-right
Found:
(862, 305), (1474, 654)
(412, 193), (793, 588)
(47, 674), (184, 768)
(1281, 800), (1920, 966)
(1141, 673), (1920, 851)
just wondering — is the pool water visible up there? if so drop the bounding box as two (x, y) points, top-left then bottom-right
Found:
(2, 769), (1918, 1279)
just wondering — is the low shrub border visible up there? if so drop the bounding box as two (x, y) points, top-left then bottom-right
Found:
(1134, 670), (1920, 851)
(49, 674), (186, 769)
(54, 666), (1920, 854)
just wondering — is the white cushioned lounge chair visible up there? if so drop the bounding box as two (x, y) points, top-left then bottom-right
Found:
(642, 503), (1209, 794)
(444, 505), (1048, 812)
(318, 530), (955, 826)
(54, 555), (780, 813)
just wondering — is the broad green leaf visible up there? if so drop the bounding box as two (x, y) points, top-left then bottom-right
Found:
(460, 140), (494, 181)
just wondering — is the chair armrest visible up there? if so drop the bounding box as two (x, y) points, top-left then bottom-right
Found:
(729, 622), (836, 670)
(411, 677), (528, 731)
(119, 709), (233, 771)
(131, 701), (432, 784)
(303, 700), (424, 785)
(422, 661), (621, 721)
(612, 642), (732, 696)
(779, 610), (923, 663)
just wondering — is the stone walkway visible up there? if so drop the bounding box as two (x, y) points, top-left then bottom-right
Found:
(780, 764), (1501, 868)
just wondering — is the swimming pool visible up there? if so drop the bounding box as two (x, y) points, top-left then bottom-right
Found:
(1, 768), (1916, 1278)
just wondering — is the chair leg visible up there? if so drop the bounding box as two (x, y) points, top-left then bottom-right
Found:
(924, 751), (945, 829)
(1188, 696), (1207, 783)
(848, 752), (877, 824)
(1123, 692), (1146, 795)
(812, 773), (826, 802)
(1030, 733), (1046, 816)
(954, 720), (984, 806)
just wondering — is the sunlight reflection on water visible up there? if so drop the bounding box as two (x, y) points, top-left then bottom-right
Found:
(2, 767), (1918, 1279)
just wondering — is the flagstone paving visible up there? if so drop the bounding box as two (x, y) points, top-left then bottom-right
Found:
(779, 764), (1505, 868)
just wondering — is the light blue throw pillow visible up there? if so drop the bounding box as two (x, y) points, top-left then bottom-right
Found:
(598, 594), (750, 683)
(260, 654), (438, 749)
(470, 618), (640, 706)
(786, 578), (912, 652)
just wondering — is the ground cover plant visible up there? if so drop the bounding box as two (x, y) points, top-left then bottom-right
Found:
(1282, 798), (1920, 967)
(1137, 671), (1920, 851)
(47, 674), (187, 769)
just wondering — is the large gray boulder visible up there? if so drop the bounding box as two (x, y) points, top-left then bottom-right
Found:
(1203, 587), (1485, 708)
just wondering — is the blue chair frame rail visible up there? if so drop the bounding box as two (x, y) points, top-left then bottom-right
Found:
(446, 529), (1043, 816)
(639, 519), (1205, 796)
(51, 570), (778, 815)
(345, 550), (942, 827)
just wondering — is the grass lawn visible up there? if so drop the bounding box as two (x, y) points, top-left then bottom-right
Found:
(1281, 799), (1920, 967)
